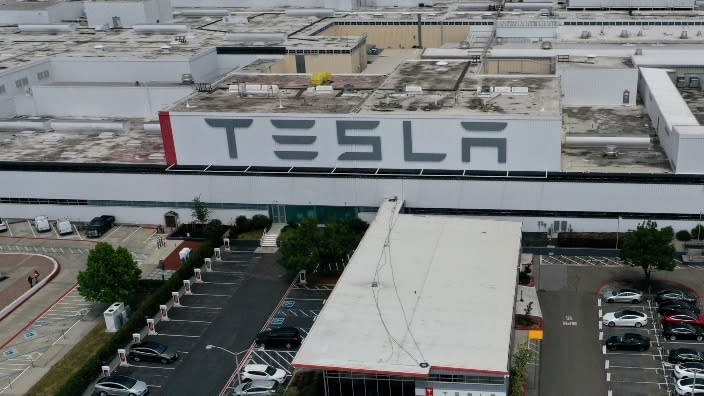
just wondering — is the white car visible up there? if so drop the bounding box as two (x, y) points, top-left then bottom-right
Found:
(603, 310), (648, 327)
(241, 364), (287, 384)
(674, 377), (704, 395)
(604, 288), (643, 304)
(33, 216), (50, 232)
(0, 218), (7, 232)
(675, 362), (704, 380)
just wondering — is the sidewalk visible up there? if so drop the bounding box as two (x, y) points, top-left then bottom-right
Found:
(0, 236), (179, 395)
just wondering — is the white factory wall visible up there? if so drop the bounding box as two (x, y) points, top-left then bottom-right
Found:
(0, 10), (50, 24)
(29, 85), (193, 118)
(47, 2), (86, 23)
(671, 127), (704, 174)
(167, 113), (563, 172)
(143, 0), (173, 24)
(1, 60), (53, 117)
(85, 1), (150, 28)
(559, 67), (637, 106)
(567, 0), (694, 8)
(189, 49), (220, 83)
(50, 58), (192, 84)
(1, 171), (704, 228)
(215, 55), (276, 78)
(495, 26), (557, 39)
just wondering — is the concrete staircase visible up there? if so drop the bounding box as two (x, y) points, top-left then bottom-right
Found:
(260, 223), (285, 248)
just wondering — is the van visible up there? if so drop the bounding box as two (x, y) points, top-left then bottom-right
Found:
(255, 327), (302, 349)
(56, 219), (73, 235)
(34, 216), (50, 232)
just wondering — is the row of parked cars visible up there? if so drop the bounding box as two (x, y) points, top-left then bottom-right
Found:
(92, 327), (303, 395)
(0, 215), (116, 237)
(602, 287), (704, 395)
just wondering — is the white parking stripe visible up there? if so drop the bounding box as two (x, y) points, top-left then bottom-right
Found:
(154, 333), (200, 338)
(189, 293), (231, 297)
(122, 227), (142, 243)
(100, 225), (122, 240)
(27, 220), (36, 238)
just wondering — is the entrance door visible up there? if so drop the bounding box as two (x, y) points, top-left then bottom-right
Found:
(270, 205), (287, 224)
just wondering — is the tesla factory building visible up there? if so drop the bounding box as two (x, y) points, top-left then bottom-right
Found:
(293, 199), (523, 396)
(2, 3), (704, 231)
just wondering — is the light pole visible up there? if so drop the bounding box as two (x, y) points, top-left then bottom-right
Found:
(616, 216), (621, 249)
(205, 345), (246, 385)
(699, 211), (702, 241)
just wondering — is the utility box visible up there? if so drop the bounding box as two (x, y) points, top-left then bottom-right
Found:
(103, 302), (125, 332)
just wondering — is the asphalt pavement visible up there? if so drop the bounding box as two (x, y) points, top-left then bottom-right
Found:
(155, 248), (293, 396)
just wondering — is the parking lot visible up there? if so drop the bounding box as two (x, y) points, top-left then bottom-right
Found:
(538, 255), (704, 396)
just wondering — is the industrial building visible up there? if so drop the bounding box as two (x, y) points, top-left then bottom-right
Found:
(292, 199), (522, 396)
(1, 1), (704, 233)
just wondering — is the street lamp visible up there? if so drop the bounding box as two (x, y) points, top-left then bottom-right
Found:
(205, 345), (246, 384)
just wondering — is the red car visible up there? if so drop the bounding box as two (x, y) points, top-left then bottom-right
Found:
(662, 311), (704, 326)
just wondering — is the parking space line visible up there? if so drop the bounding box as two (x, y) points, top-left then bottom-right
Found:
(176, 306), (223, 310)
(122, 227), (142, 243)
(100, 225), (122, 240)
(200, 282), (242, 286)
(210, 271), (246, 275)
(153, 333), (200, 338)
(27, 220), (36, 238)
(608, 365), (662, 370)
(164, 319), (212, 324)
(126, 365), (176, 370)
(189, 293), (231, 297)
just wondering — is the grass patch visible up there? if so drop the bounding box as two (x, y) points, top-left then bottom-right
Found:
(236, 228), (266, 240)
(27, 322), (112, 396)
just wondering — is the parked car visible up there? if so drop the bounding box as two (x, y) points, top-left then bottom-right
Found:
(93, 375), (148, 396)
(602, 310), (648, 327)
(0, 217), (7, 232)
(674, 362), (704, 380)
(241, 364), (287, 384)
(255, 327), (302, 349)
(232, 380), (278, 395)
(33, 216), (50, 232)
(660, 301), (701, 316)
(604, 288), (643, 304)
(669, 348), (704, 365)
(56, 219), (73, 235)
(664, 324), (704, 342)
(86, 215), (116, 238)
(656, 289), (698, 304)
(128, 341), (179, 364)
(662, 311), (704, 327)
(605, 333), (650, 351)
(674, 377), (704, 396)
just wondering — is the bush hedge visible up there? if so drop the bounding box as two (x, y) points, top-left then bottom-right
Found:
(557, 232), (620, 248)
(691, 225), (704, 240)
(55, 242), (214, 396)
(677, 230), (692, 241)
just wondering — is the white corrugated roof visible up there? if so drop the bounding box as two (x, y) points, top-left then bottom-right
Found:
(292, 199), (522, 377)
(640, 67), (699, 127)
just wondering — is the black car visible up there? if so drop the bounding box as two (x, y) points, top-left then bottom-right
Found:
(663, 323), (704, 341)
(668, 348), (704, 364)
(660, 300), (701, 316)
(656, 289), (698, 304)
(605, 333), (650, 351)
(128, 341), (179, 364)
(255, 327), (302, 349)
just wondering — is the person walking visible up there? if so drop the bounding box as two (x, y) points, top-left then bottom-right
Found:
(27, 275), (33, 288)
(32, 270), (40, 285)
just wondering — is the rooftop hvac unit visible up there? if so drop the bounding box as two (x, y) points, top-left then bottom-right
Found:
(18, 24), (75, 33)
(224, 32), (287, 43)
(285, 8), (335, 17)
(223, 16), (249, 24)
(586, 54), (597, 63)
(635, 48), (643, 55)
(405, 85), (423, 94)
(342, 84), (354, 93)
(133, 24), (190, 34)
(580, 30), (591, 39)
(229, 84), (280, 96)
(681, 31), (688, 39)
(620, 30), (630, 38)
(315, 85), (334, 93)
(604, 145), (619, 158)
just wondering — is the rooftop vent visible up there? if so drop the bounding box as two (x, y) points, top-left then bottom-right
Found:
(160, 45), (171, 52)
(223, 15), (249, 24)
(586, 54), (597, 63)
(635, 48), (643, 55)
(342, 84), (354, 93)
(314, 85), (334, 93)
(93, 44), (105, 51)
(181, 73), (194, 84)
(580, 30), (591, 39)
(620, 30), (630, 38)
(604, 145), (619, 158)
(541, 41), (552, 50)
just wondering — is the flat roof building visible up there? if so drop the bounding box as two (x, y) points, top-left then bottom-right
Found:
(293, 199), (523, 396)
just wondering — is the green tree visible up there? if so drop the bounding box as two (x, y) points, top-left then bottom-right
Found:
(203, 219), (224, 245)
(279, 217), (322, 272)
(191, 195), (210, 224)
(235, 215), (251, 232)
(510, 342), (535, 396)
(620, 220), (676, 283)
(77, 242), (142, 303)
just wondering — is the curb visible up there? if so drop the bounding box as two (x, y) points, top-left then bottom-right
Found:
(0, 253), (61, 324)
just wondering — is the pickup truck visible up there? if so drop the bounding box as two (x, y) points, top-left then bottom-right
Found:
(86, 215), (115, 238)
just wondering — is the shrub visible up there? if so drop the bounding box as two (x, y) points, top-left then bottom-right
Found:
(203, 219), (225, 245)
(235, 216), (251, 233)
(677, 230), (692, 241)
(251, 214), (272, 230)
(691, 225), (704, 240)
(228, 225), (239, 239)
(557, 232), (619, 248)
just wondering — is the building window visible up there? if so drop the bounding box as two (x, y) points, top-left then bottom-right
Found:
(15, 77), (29, 88)
(37, 70), (50, 80)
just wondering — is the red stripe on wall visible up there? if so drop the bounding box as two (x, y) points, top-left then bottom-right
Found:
(158, 111), (177, 165)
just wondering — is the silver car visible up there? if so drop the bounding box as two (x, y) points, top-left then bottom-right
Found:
(93, 375), (148, 396)
(233, 380), (278, 395)
(603, 309), (648, 327)
(604, 288), (643, 304)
